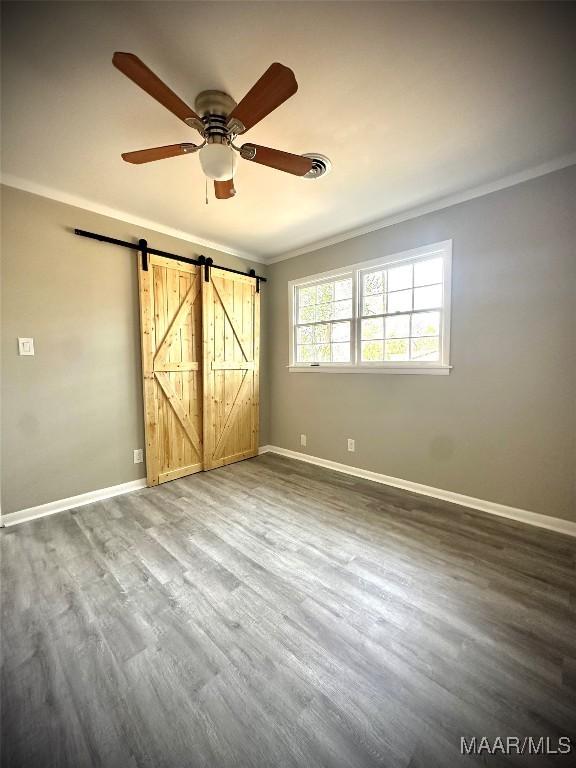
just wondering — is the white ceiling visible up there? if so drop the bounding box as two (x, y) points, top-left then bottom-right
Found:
(2, 1), (575, 261)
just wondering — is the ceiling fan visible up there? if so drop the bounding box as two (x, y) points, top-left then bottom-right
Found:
(113, 53), (331, 199)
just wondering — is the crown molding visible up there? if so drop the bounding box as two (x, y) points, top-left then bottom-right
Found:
(265, 153), (576, 264)
(4, 154), (575, 267)
(0, 174), (266, 264)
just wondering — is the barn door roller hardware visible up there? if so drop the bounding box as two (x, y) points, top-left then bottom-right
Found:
(73, 229), (266, 289)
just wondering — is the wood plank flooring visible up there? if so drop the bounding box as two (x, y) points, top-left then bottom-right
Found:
(1, 453), (575, 768)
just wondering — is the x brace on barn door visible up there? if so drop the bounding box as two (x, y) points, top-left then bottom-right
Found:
(73, 229), (267, 292)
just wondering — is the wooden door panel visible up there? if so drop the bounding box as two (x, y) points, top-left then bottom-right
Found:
(139, 255), (203, 485)
(203, 268), (259, 469)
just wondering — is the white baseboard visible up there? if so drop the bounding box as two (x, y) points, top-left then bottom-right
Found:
(4, 448), (574, 538)
(2, 447), (274, 528)
(1, 479), (147, 528)
(259, 445), (576, 538)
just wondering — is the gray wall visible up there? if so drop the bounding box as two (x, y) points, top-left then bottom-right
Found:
(1, 186), (269, 514)
(267, 166), (576, 522)
(3, 169), (575, 523)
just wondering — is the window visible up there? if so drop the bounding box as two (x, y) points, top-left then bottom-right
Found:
(288, 241), (451, 374)
(294, 274), (353, 364)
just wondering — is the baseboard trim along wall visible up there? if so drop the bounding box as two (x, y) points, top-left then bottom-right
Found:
(3, 447), (574, 537)
(1, 479), (147, 528)
(258, 446), (576, 538)
(3, 449), (273, 527)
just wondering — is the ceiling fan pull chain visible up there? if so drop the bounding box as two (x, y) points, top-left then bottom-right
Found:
(205, 176), (208, 205)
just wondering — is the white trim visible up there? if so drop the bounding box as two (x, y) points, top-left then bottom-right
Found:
(288, 365), (451, 375)
(288, 241), (452, 373)
(1, 479), (147, 528)
(261, 446), (576, 538)
(267, 154), (576, 264)
(4, 448), (574, 538)
(5, 158), (574, 267)
(2, 447), (275, 527)
(0, 175), (265, 264)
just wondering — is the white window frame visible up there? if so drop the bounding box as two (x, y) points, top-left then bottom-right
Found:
(288, 240), (452, 375)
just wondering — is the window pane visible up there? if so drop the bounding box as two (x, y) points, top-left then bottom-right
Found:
(335, 278), (352, 300)
(297, 325), (314, 344)
(384, 338), (409, 361)
(361, 340), (384, 361)
(314, 324), (330, 343)
(361, 317), (383, 340)
(298, 285), (316, 306)
(362, 294), (384, 316)
(385, 314), (410, 338)
(363, 271), (384, 296)
(332, 342), (350, 362)
(316, 303), (334, 321)
(316, 343), (330, 362)
(387, 264), (413, 292)
(414, 258), (443, 287)
(387, 289), (412, 313)
(413, 284), (442, 310)
(333, 299), (352, 319)
(298, 305), (316, 323)
(411, 336), (439, 361)
(332, 321), (350, 342)
(316, 282), (334, 304)
(297, 344), (315, 362)
(411, 311), (440, 337)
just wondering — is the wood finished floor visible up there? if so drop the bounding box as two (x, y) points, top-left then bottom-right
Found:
(1, 453), (575, 768)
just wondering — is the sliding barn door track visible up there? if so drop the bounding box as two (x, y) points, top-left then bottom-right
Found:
(74, 229), (266, 291)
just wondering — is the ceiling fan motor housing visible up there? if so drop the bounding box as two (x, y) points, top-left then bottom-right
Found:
(194, 90), (237, 138)
(194, 90), (239, 180)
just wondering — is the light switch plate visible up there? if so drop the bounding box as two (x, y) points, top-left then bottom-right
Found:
(18, 337), (34, 356)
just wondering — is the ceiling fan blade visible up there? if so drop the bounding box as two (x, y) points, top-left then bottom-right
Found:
(239, 143), (313, 176)
(113, 52), (203, 131)
(214, 179), (236, 199)
(227, 63), (298, 134)
(121, 143), (200, 164)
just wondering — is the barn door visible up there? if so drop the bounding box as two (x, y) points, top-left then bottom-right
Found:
(202, 267), (260, 469)
(139, 255), (203, 485)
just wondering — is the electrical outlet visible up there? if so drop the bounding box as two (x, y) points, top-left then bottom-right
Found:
(133, 448), (144, 464)
(347, 438), (355, 452)
(300, 434), (307, 448)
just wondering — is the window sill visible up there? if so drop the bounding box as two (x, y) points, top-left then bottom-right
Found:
(288, 365), (452, 375)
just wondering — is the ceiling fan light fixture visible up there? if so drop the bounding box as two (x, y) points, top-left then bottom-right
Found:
(199, 142), (238, 181)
